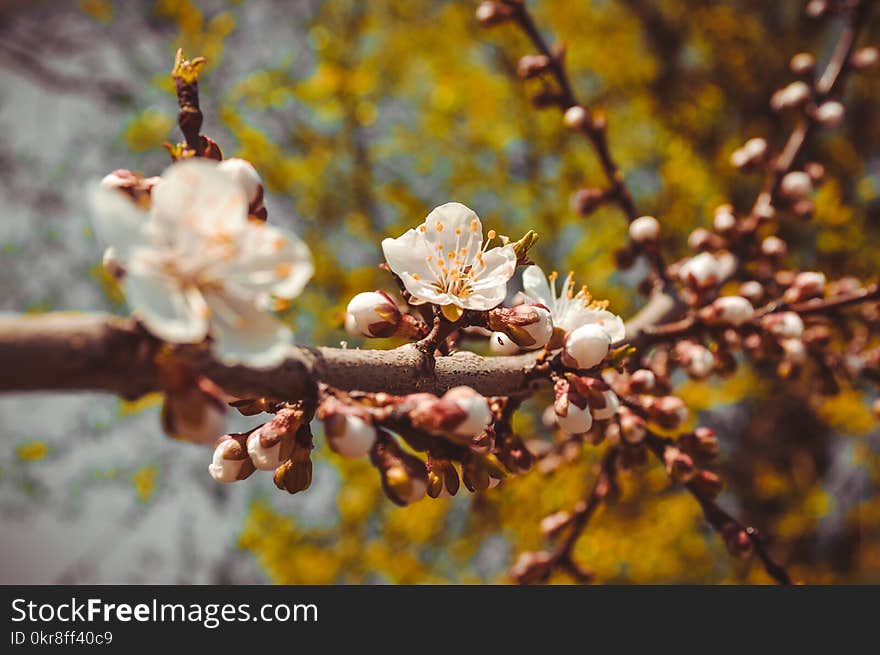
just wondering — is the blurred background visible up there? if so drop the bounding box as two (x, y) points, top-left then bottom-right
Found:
(1, 0), (879, 583)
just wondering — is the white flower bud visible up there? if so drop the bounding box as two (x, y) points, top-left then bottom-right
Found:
(443, 386), (492, 438)
(679, 252), (720, 288)
(563, 105), (590, 130)
(739, 280), (764, 304)
(785, 271), (826, 302)
(763, 311), (804, 339)
(851, 46), (879, 70)
(555, 399), (593, 434)
(345, 291), (402, 338)
(790, 52), (816, 75)
(680, 343), (714, 379)
(770, 81), (810, 111)
(629, 215), (660, 243)
(217, 158), (263, 204)
(246, 429), (282, 471)
(781, 338), (807, 364)
(490, 331), (520, 355)
(630, 369), (656, 392)
(780, 171), (813, 200)
(711, 296), (754, 326)
(814, 101), (845, 127)
(688, 227), (713, 251)
(325, 414), (377, 459)
(209, 436), (253, 483)
(562, 324), (612, 370)
(761, 235), (787, 257)
(523, 305), (554, 350)
(713, 206), (737, 233)
(591, 390), (619, 420)
(344, 311), (360, 337)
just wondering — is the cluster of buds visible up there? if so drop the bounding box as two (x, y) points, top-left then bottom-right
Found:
(488, 304), (554, 350)
(552, 375), (619, 436)
(209, 405), (312, 494)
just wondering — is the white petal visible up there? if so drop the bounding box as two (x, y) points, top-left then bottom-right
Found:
(588, 309), (626, 342)
(219, 222), (314, 304)
(150, 159), (249, 240)
(522, 265), (553, 307)
(203, 290), (293, 367)
(382, 229), (433, 278)
(88, 184), (148, 258)
(124, 268), (208, 343)
(462, 245), (516, 310)
(398, 273), (458, 306)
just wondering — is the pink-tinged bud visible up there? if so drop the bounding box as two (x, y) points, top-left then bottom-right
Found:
(510, 550), (553, 584)
(679, 427), (720, 459)
(489, 304), (554, 350)
(630, 368), (656, 393)
(851, 46), (880, 70)
(563, 105), (590, 130)
(217, 158), (262, 205)
(676, 342), (714, 379)
(629, 215), (660, 243)
(770, 81), (810, 111)
(784, 271), (826, 303)
(555, 393), (593, 434)
(209, 434), (255, 483)
(761, 235), (787, 258)
(649, 396), (689, 430)
(592, 390), (620, 420)
(442, 386), (492, 438)
(490, 331), (520, 355)
(692, 469), (724, 498)
(790, 52), (816, 75)
(679, 252), (720, 288)
(345, 290), (402, 338)
(540, 510), (573, 539)
(619, 409), (646, 445)
(664, 446), (696, 484)
(814, 101), (845, 127)
(805, 0), (829, 18)
(475, 1), (513, 27)
(723, 524), (753, 559)
(738, 280), (764, 304)
(570, 187), (606, 215)
(762, 311), (804, 339)
(708, 295), (754, 326)
(713, 205), (737, 232)
(517, 53), (552, 79)
(687, 227), (715, 252)
(779, 171), (813, 200)
(781, 338), (807, 364)
(247, 407), (302, 470)
(324, 414), (377, 458)
(562, 324), (611, 370)
(731, 138), (768, 170)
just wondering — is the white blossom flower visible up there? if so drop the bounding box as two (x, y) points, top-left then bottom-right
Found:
(89, 159), (313, 367)
(522, 265), (625, 339)
(381, 202), (517, 319)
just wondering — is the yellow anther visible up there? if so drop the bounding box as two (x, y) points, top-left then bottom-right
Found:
(435, 222), (444, 232)
(487, 229), (496, 240)
(412, 273), (420, 280)
(470, 219), (479, 232)
(419, 225), (427, 232)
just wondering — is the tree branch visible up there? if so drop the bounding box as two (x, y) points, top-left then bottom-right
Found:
(0, 313), (549, 400)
